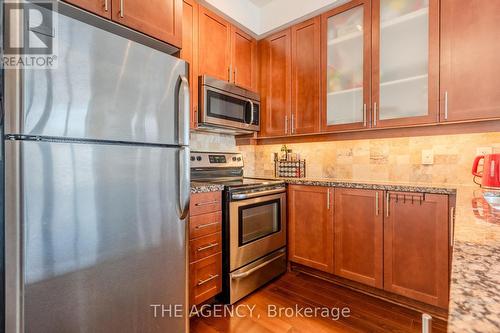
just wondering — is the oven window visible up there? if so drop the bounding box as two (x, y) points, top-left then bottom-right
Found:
(207, 90), (251, 124)
(238, 199), (281, 246)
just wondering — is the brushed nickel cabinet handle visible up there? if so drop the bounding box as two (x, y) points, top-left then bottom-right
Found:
(386, 192), (390, 217)
(197, 243), (219, 252)
(119, 0), (124, 17)
(285, 116), (288, 135)
(375, 192), (379, 216)
(291, 114), (295, 134)
(373, 102), (378, 126)
(444, 91), (448, 120)
(234, 67), (237, 84)
(194, 200), (219, 206)
(363, 103), (367, 127)
(104, 0), (108, 11)
(195, 221), (220, 229)
(450, 206), (455, 247)
(197, 274), (219, 286)
(327, 189), (330, 210)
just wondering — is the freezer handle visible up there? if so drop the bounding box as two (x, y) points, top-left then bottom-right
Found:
(179, 75), (190, 146)
(178, 147), (191, 220)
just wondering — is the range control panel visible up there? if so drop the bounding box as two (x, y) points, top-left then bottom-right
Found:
(190, 152), (243, 168)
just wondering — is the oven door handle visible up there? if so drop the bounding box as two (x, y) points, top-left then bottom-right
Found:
(231, 253), (285, 279)
(231, 188), (286, 200)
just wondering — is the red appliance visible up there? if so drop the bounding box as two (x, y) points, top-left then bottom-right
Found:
(472, 154), (500, 189)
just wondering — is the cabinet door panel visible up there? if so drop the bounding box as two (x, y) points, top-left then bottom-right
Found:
(291, 17), (321, 135)
(63, 0), (111, 18)
(372, 0), (439, 127)
(111, 0), (182, 47)
(231, 26), (256, 91)
(321, 0), (371, 132)
(334, 189), (383, 288)
(180, 0), (198, 129)
(198, 6), (231, 82)
(288, 185), (334, 273)
(440, 1), (500, 122)
(260, 30), (291, 137)
(384, 192), (449, 308)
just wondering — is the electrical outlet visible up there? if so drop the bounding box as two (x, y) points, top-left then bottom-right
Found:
(422, 149), (434, 165)
(476, 147), (493, 156)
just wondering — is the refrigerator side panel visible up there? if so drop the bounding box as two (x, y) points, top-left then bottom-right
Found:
(19, 141), (187, 332)
(4, 141), (22, 333)
(9, 8), (189, 146)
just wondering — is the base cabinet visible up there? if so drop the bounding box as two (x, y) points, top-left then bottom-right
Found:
(288, 185), (334, 273)
(384, 192), (449, 308)
(288, 186), (450, 308)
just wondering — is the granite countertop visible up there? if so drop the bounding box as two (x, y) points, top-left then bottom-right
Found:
(447, 186), (500, 333)
(190, 182), (224, 194)
(279, 177), (457, 194)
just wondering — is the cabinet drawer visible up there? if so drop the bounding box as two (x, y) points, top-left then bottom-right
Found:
(189, 232), (222, 262)
(189, 253), (222, 305)
(189, 211), (222, 239)
(190, 192), (222, 216)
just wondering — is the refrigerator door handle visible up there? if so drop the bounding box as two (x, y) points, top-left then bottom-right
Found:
(178, 75), (190, 146)
(178, 147), (191, 220)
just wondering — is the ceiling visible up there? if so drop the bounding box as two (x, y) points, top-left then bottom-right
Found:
(248, 0), (275, 7)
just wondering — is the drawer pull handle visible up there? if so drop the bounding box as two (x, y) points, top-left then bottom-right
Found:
(195, 200), (219, 207)
(195, 221), (220, 229)
(197, 274), (219, 286)
(197, 243), (219, 252)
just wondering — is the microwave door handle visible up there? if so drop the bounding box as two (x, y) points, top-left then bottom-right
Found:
(245, 99), (254, 126)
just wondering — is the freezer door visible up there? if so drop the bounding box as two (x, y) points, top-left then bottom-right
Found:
(4, 7), (189, 146)
(5, 140), (189, 333)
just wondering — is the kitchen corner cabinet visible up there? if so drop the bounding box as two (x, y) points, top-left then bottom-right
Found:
(180, 0), (199, 129)
(288, 185), (334, 274)
(334, 188), (383, 288)
(291, 17), (321, 135)
(111, 0), (182, 47)
(440, 1), (500, 122)
(384, 192), (449, 308)
(64, 0), (111, 18)
(63, 0), (182, 47)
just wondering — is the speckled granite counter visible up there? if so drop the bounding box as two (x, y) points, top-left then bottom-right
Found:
(191, 182), (224, 194)
(447, 187), (500, 333)
(281, 177), (457, 195)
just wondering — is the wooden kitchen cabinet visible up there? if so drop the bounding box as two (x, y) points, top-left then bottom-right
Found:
(198, 6), (232, 82)
(231, 26), (257, 91)
(291, 17), (321, 135)
(111, 0), (182, 47)
(259, 29), (292, 137)
(383, 192), (449, 308)
(189, 191), (222, 305)
(440, 0), (500, 122)
(288, 185), (334, 273)
(63, 0), (111, 18)
(180, 0), (199, 129)
(334, 188), (383, 288)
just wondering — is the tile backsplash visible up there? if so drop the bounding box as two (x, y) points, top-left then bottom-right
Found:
(190, 131), (237, 152)
(237, 132), (500, 186)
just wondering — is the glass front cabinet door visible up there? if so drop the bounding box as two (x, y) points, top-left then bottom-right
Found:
(321, 0), (371, 131)
(372, 0), (439, 127)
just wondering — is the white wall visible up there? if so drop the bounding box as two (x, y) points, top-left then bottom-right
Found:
(200, 0), (348, 37)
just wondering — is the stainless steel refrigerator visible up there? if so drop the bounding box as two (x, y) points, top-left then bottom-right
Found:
(2, 3), (190, 332)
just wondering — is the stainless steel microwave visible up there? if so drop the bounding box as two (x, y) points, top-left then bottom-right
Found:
(198, 75), (260, 134)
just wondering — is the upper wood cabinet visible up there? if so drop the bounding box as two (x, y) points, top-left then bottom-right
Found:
(180, 0), (199, 129)
(64, 0), (111, 18)
(321, 0), (371, 132)
(288, 185), (334, 274)
(231, 26), (257, 91)
(334, 188), (383, 288)
(198, 6), (232, 82)
(372, 0), (439, 128)
(260, 29), (292, 137)
(384, 192), (449, 308)
(291, 17), (321, 135)
(111, 0), (182, 47)
(440, 1), (500, 122)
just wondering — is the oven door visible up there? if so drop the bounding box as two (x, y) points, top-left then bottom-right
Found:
(229, 192), (286, 271)
(200, 85), (260, 132)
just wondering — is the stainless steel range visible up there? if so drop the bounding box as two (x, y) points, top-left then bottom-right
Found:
(191, 152), (287, 304)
